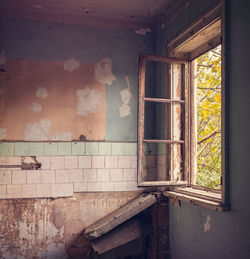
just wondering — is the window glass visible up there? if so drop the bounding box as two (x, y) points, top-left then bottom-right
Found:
(195, 45), (222, 189)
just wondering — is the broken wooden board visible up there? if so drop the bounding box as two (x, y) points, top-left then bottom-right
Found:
(90, 215), (153, 254)
(83, 193), (156, 240)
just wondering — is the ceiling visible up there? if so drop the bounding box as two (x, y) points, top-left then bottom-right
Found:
(0, 0), (186, 28)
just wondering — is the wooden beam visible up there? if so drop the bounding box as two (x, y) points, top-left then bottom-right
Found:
(138, 181), (187, 187)
(144, 97), (185, 103)
(90, 215), (153, 255)
(143, 139), (185, 144)
(142, 54), (187, 64)
(170, 186), (221, 202)
(163, 190), (228, 211)
(83, 193), (156, 240)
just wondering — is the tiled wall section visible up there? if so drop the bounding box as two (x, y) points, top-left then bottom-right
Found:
(0, 142), (137, 157)
(0, 142), (140, 199)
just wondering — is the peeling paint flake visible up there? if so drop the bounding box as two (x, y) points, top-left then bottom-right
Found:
(120, 104), (131, 118)
(0, 128), (7, 140)
(94, 58), (116, 86)
(120, 88), (132, 105)
(24, 118), (51, 141)
(119, 75), (132, 118)
(204, 215), (211, 232)
(36, 87), (48, 99)
(135, 28), (151, 35)
(28, 102), (42, 112)
(76, 87), (102, 116)
(64, 57), (80, 72)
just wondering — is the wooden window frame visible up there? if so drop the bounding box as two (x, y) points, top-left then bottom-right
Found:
(137, 54), (188, 187)
(137, 1), (229, 211)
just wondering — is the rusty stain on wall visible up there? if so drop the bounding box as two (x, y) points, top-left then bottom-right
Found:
(94, 58), (116, 86)
(0, 60), (106, 140)
(0, 192), (142, 258)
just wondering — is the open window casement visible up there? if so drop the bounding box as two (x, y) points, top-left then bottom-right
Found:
(137, 2), (229, 211)
(138, 54), (188, 187)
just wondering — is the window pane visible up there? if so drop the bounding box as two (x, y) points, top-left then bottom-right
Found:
(142, 143), (184, 182)
(195, 45), (222, 189)
(145, 60), (170, 99)
(144, 102), (184, 140)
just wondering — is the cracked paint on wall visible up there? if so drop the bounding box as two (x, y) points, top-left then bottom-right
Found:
(94, 58), (116, 86)
(63, 58), (80, 72)
(76, 87), (102, 116)
(204, 215), (211, 232)
(0, 193), (141, 258)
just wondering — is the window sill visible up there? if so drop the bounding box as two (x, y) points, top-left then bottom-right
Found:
(163, 187), (229, 211)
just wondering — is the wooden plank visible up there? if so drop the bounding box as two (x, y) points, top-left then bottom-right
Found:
(143, 139), (185, 144)
(144, 97), (185, 103)
(138, 181), (187, 187)
(83, 193), (156, 240)
(188, 34), (221, 60)
(189, 184), (221, 193)
(163, 190), (228, 211)
(90, 215), (153, 255)
(171, 186), (221, 202)
(142, 54), (187, 64)
(138, 54), (146, 184)
(166, 2), (223, 57)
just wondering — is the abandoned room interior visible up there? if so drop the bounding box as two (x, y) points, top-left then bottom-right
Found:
(0, 0), (249, 258)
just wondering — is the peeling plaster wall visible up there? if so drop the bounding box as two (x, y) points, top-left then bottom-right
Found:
(0, 18), (155, 141)
(0, 15), (155, 258)
(157, 0), (250, 258)
(0, 192), (143, 258)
